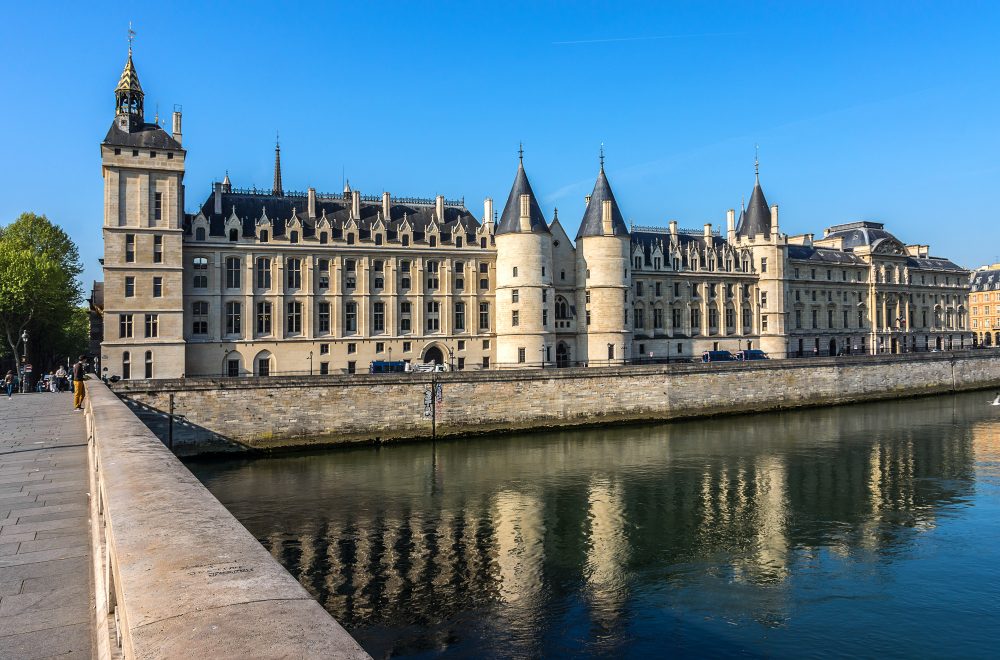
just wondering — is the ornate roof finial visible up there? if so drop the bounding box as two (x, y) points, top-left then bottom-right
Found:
(754, 144), (760, 181)
(272, 133), (283, 197)
(599, 142), (605, 170)
(128, 21), (135, 55)
(518, 141), (524, 165)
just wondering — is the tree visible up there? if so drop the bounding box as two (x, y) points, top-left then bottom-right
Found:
(0, 213), (83, 377)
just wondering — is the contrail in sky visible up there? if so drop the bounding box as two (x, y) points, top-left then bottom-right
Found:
(553, 32), (741, 45)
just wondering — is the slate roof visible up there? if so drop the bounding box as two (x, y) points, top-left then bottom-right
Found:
(735, 176), (771, 239)
(115, 52), (142, 95)
(577, 167), (629, 239)
(905, 256), (966, 272)
(103, 120), (182, 150)
(971, 269), (1000, 291)
(631, 230), (727, 264)
(496, 163), (549, 235)
(822, 221), (904, 251)
(787, 245), (867, 265)
(188, 190), (480, 241)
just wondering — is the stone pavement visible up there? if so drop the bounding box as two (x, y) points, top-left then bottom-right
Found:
(0, 392), (94, 658)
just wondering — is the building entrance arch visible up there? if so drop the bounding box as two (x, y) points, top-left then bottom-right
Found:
(423, 346), (445, 365)
(556, 342), (570, 368)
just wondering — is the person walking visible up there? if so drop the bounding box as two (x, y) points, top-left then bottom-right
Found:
(3, 371), (13, 399)
(72, 355), (87, 411)
(55, 365), (68, 392)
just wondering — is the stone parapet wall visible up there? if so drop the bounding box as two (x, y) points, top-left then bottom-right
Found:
(111, 351), (1000, 454)
(84, 380), (369, 657)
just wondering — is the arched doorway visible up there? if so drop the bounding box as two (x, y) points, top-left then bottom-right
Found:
(556, 342), (570, 368)
(829, 339), (838, 356)
(423, 346), (444, 365)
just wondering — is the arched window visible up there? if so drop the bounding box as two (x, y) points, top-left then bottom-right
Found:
(144, 351), (153, 379)
(513, 266), (518, 278)
(195, 227), (206, 241)
(555, 296), (570, 320)
(122, 351), (131, 380)
(254, 351), (273, 377)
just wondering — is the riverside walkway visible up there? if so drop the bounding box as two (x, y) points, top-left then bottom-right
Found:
(0, 392), (93, 658)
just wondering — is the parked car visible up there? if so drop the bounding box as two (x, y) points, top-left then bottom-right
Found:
(701, 350), (736, 363)
(735, 349), (769, 361)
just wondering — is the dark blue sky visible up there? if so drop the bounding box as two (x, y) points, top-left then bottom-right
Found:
(3, 1), (998, 287)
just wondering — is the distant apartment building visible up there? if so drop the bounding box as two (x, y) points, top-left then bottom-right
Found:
(970, 264), (1000, 346)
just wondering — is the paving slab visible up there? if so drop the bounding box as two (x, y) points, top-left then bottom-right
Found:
(0, 393), (93, 657)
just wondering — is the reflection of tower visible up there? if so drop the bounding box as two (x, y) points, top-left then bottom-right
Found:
(585, 478), (629, 623)
(491, 490), (544, 609)
(750, 455), (789, 582)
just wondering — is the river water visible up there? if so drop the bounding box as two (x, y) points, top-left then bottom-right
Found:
(188, 391), (1000, 658)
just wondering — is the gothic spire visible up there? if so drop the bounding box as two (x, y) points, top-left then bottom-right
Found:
(496, 150), (549, 235)
(272, 133), (283, 197)
(577, 157), (628, 239)
(114, 24), (144, 129)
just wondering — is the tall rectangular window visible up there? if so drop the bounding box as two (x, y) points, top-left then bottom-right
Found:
(455, 302), (466, 331)
(400, 301), (412, 333)
(125, 234), (135, 263)
(479, 303), (490, 330)
(192, 302), (208, 335)
(256, 257), (271, 290)
(345, 302), (358, 333)
(153, 235), (163, 263)
(426, 301), (440, 331)
(144, 313), (159, 338)
(125, 276), (135, 298)
(426, 261), (439, 290)
(400, 260), (411, 290)
(225, 302), (241, 335)
(318, 302), (331, 333)
(256, 301), (272, 335)
(154, 192), (163, 221)
(287, 301), (302, 334)
(518, 347), (526, 363)
(226, 256), (241, 289)
(119, 314), (133, 338)
(193, 257), (208, 288)
(373, 302), (385, 333)
(344, 259), (356, 289)
(152, 276), (162, 298)
(286, 258), (301, 289)
(318, 259), (330, 290)
(512, 310), (520, 327)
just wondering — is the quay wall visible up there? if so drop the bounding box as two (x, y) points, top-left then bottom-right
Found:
(111, 351), (1000, 455)
(83, 380), (369, 658)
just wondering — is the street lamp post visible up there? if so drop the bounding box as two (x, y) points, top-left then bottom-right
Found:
(20, 330), (28, 394)
(308, 351), (313, 376)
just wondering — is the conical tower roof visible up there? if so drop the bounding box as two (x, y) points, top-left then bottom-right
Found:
(496, 160), (549, 235)
(576, 164), (628, 239)
(115, 51), (143, 95)
(735, 171), (771, 239)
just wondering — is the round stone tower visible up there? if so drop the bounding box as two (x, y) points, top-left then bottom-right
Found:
(575, 161), (632, 365)
(494, 157), (554, 367)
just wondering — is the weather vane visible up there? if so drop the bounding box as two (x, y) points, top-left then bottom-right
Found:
(518, 141), (524, 164)
(128, 21), (135, 53)
(600, 142), (605, 168)
(754, 143), (760, 174)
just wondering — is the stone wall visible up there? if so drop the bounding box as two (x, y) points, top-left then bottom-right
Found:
(111, 351), (1000, 455)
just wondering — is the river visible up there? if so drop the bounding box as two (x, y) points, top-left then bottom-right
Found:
(188, 391), (1000, 658)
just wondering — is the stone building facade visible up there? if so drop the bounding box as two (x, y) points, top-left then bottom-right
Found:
(970, 264), (1000, 346)
(100, 49), (972, 379)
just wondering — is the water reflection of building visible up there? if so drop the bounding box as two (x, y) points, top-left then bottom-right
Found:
(200, 395), (981, 655)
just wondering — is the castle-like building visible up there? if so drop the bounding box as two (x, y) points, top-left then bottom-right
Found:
(100, 48), (972, 379)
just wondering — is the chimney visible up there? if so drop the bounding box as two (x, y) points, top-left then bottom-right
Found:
(171, 110), (182, 145)
(382, 192), (391, 222)
(669, 220), (678, 237)
(519, 194), (532, 231)
(214, 182), (223, 215)
(483, 197), (493, 225)
(307, 187), (316, 219)
(770, 205), (779, 236)
(726, 209), (736, 242)
(704, 223), (712, 239)
(602, 200), (613, 234)
(435, 195), (445, 224)
(351, 190), (361, 221)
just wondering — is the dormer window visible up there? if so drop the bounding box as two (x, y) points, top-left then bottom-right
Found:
(229, 229), (238, 242)
(402, 235), (410, 246)
(429, 236), (437, 247)
(290, 231), (299, 244)
(456, 236), (463, 248)
(375, 234), (383, 246)
(319, 232), (328, 244)
(195, 227), (206, 241)
(480, 237), (487, 248)
(347, 233), (355, 245)
(259, 230), (268, 243)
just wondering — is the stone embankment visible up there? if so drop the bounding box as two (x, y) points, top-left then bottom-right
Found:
(112, 351), (1000, 455)
(84, 380), (369, 658)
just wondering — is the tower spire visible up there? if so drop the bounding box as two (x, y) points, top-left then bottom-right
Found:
(599, 142), (605, 170)
(754, 143), (760, 181)
(272, 132), (283, 197)
(114, 24), (144, 131)
(518, 141), (524, 165)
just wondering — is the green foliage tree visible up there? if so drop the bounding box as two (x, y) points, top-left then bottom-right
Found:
(0, 213), (83, 375)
